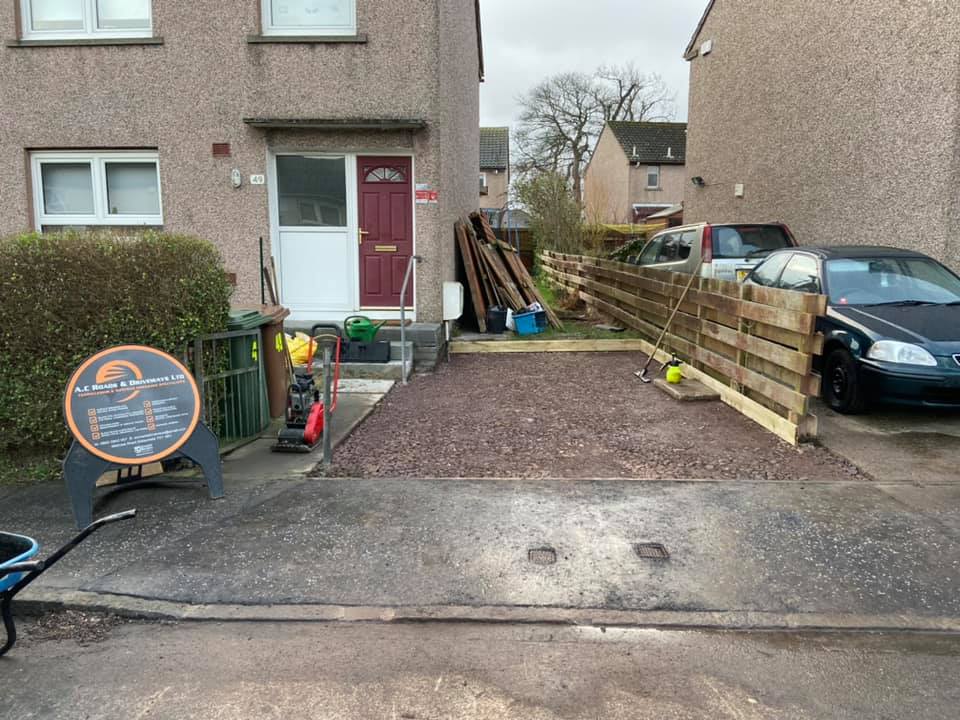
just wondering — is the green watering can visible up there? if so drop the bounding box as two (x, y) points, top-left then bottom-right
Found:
(344, 316), (388, 343)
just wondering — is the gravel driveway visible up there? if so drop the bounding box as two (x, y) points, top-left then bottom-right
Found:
(327, 353), (866, 481)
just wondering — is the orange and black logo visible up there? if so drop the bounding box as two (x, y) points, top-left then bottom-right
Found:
(95, 360), (144, 403)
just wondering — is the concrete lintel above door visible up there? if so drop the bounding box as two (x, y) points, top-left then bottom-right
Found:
(245, 118), (427, 131)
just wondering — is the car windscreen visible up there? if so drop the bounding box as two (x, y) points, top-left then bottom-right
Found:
(825, 257), (960, 306)
(711, 225), (793, 259)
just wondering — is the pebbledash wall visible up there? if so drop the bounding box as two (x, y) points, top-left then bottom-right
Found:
(684, 0), (960, 271)
(0, 1), (481, 322)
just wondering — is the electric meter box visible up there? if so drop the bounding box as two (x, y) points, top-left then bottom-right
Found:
(442, 282), (464, 321)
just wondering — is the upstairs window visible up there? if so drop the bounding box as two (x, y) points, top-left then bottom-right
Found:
(263, 0), (357, 36)
(32, 151), (163, 228)
(21, 0), (153, 40)
(646, 165), (661, 190)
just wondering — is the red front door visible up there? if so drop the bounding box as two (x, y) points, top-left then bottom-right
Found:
(358, 156), (414, 308)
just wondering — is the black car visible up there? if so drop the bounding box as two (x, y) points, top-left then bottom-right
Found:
(744, 246), (960, 413)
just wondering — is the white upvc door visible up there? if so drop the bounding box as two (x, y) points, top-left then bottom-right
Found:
(270, 153), (358, 320)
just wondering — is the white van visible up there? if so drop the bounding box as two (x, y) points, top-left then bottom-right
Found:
(635, 223), (799, 282)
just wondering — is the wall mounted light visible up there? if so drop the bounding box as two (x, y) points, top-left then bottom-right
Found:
(691, 176), (706, 187)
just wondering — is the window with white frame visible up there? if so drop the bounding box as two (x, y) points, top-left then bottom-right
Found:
(20, 0), (153, 40)
(32, 152), (163, 227)
(646, 165), (661, 190)
(262, 0), (356, 36)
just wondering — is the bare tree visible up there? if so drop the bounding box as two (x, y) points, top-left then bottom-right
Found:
(594, 64), (673, 124)
(514, 72), (599, 208)
(515, 66), (674, 206)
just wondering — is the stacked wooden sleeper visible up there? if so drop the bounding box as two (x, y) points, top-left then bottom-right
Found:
(454, 212), (563, 333)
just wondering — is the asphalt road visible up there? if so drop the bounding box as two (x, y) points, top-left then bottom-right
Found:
(6, 478), (960, 623)
(3, 618), (959, 719)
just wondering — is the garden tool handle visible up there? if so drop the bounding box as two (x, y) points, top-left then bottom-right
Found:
(0, 562), (44, 581)
(306, 325), (342, 375)
(4, 509), (137, 598)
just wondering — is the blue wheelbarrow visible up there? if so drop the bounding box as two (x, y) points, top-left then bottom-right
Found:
(0, 509), (136, 657)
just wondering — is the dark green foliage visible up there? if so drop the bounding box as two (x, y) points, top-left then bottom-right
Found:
(516, 172), (595, 255)
(609, 235), (650, 262)
(0, 230), (231, 475)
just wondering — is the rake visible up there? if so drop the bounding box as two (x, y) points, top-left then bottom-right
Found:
(636, 262), (703, 383)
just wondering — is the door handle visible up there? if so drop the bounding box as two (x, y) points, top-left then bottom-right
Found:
(358, 229), (370, 246)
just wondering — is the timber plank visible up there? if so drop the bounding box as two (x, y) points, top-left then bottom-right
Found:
(500, 245), (563, 329)
(582, 292), (810, 415)
(470, 211), (499, 244)
(743, 283), (827, 315)
(541, 253), (824, 414)
(546, 262), (816, 376)
(501, 249), (538, 304)
(455, 221), (487, 332)
(450, 339), (649, 354)
(466, 222), (497, 305)
(480, 244), (525, 310)
(546, 255), (820, 335)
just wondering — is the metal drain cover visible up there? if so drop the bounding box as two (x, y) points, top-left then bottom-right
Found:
(634, 543), (670, 560)
(528, 547), (557, 565)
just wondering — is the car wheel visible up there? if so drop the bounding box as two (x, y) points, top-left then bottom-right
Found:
(823, 348), (867, 414)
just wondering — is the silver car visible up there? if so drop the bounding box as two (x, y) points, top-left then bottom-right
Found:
(635, 223), (798, 282)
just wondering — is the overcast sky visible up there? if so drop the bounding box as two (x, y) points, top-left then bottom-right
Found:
(478, 0), (708, 128)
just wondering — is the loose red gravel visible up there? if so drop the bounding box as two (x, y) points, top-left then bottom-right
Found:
(325, 353), (867, 481)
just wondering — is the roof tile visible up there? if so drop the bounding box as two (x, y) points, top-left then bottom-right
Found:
(480, 127), (510, 169)
(607, 121), (687, 165)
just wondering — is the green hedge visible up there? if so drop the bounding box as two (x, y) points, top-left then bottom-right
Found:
(0, 230), (231, 477)
(608, 234), (650, 263)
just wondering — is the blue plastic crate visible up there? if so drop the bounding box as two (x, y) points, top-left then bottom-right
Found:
(514, 310), (546, 336)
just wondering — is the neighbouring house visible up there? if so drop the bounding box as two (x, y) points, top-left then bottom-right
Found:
(1, 1), (484, 324)
(584, 121), (687, 224)
(682, 0), (960, 270)
(647, 204), (684, 228)
(479, 126), (509, 211)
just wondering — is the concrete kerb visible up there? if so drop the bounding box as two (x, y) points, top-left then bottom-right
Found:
(16, 588), (960, 635)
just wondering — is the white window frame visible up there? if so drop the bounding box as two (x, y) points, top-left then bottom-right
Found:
(646, 165), (661, 190)
(32, 151), (163, 228)
(262, 0), (357, 36)
(20, 0), (153, 40)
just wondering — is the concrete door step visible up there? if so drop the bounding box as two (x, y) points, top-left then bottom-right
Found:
(297, 342), (414, 382)
(339, 358), (412, 381)
(337, 379), (396, 394)
(337, 341), (413, 381)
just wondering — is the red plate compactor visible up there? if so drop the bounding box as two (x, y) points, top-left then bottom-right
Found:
(273, 324), (342, 453)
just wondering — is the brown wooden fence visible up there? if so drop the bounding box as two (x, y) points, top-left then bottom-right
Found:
(540, 251), (827, 445)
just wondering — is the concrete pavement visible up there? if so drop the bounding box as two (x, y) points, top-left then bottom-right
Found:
(4, 619), (959, 719)
(219, 378), (393, 480)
